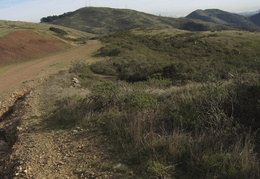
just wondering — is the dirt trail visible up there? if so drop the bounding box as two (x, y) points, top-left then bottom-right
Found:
(0, 40), (100, 94)
(0, 40), (135, 178)
(1, 74), (134, 179)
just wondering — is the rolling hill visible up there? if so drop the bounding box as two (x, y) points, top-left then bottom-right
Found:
(186, 9), (259, 30)
(40, 7), (237, 34)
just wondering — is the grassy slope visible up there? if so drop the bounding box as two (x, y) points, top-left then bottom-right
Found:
(91, 29), (260, 82)
(2, 17), (259, 178)
(250, 12), (260, 26)
(41, 7), (236, 34)
(62, 28), (260, 178)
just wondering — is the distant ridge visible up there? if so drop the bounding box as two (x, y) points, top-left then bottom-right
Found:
(41, 7), (238, 34)
(237, 10), (259, 17)
(249, 12), (260, 26)
(186, 9), (259, 30)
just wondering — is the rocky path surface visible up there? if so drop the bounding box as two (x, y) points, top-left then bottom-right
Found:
(1, 73), (135, 179)
(0, 41), (136, 178)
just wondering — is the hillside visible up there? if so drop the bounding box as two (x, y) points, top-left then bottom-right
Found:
(40, 7), (236, 34)
(0, 19), (260, 178)
(74, 29), (260, 178)
(186, 9), (259, 30)
(0, 30), (68, 66)
(250, 12), (260, 26)
(91, 28), (260, 82)
(0, 20), (93, 66)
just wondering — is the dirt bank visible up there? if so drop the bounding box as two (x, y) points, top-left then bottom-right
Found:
(0, 30), (69, 66)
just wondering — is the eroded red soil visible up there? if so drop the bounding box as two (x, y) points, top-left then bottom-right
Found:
(0, 30), (68, 66)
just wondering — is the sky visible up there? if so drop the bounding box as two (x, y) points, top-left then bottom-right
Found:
(0, 0), (259, 22)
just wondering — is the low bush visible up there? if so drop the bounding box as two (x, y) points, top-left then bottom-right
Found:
(49, 78), (260, 178)
(233, 81), (260, 129)
(49, 27), (67, 35)
(69, 61), (96, 87)
(79, 81), (260, 178)
(51, 30), (260, 178)
(89, 81), (120, 111)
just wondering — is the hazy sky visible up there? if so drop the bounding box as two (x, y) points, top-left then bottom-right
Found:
(0, 0), (259, 22)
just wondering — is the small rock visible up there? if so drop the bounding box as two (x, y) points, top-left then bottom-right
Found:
(72, 77), (80, 83)
(71, 77), (81, 88)
(113, 163), (122, 169)
(72, 130), (78, 133)
(75, 126), (82, 131)
(17, 127), (23, 131)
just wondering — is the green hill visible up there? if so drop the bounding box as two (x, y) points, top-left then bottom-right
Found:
(40, 7), (236, 34)
(186, 9), (259, 30)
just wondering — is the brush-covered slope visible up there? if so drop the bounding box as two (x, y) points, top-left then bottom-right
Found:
(90, 28), (260, 82)
(186, 9), (258, 30)
(249, 12), (260, 26)
(41, 7), (235, 34)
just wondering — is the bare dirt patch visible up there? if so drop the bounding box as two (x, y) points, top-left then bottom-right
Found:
(0, 30), (69, 66)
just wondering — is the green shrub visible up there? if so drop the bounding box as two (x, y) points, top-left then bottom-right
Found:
(233, 82), (260, 128)
(127, 92), (158, 112)
(90, 59), (117, 76)
(69, 61), (93, 76)
(90, 81), (120, 111)
(162, 62), (191, 84)
(69, 61), (95, 86)
(49, 27), (67, 35)
(96, 45), (122, 56)
(147, 161), (174, 178)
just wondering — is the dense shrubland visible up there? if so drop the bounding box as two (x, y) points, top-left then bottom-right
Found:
(90, 29), (260, 83)
(51, 29), (260, 178)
